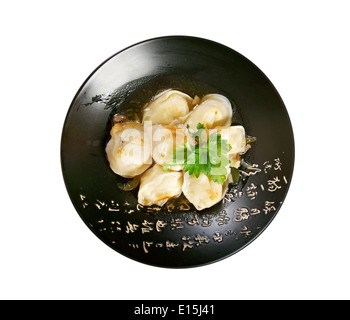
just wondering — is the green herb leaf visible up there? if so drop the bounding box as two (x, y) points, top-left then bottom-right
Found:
(196, 123), (205, 130)
(163, 123), (232, 184)
(230, 166), (241, 186)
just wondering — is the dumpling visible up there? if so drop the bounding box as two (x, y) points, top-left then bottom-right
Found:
(152, 125), (186, 170)
(142, 90), (193, 125)
(138, 164), (183, 206)
(182, 172), (230, 211)
(105, 122), (152, 178)
(210, 125), (246, 168)
(184, 94), (232, 130)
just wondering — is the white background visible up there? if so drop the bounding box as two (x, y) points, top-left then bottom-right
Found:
(1, 0), (349, 300)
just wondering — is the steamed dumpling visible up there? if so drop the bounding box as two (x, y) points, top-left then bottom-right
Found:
(142, 90), (193, 125)
(182, 172), (230, 211)
(210, 125), (246, 168)
(138, 164), (183, 206)
(106, 122), (152, 178)
(152, 125), (186, 170)
(185, 94), (232, 130)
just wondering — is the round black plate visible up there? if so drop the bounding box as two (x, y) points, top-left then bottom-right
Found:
(61, 36), (294, 268)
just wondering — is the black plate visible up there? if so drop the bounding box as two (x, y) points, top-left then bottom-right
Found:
(61, 36), (294, 268)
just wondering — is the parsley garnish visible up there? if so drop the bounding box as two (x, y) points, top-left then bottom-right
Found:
(163, 123), (232, 184)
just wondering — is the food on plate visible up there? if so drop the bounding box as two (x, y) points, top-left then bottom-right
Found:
(152, 125), (186, 170)
(184, 94), (232, 130)
(138, 164), (183, 206)
(182, 172), (231, 211)
(210, 125), (246, 169)
(142, 89), (193, 125)
(106, 89), (254, 211)
(105, 122), (152, 178)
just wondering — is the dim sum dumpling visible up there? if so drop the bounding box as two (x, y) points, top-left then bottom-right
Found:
(182, 172), (230, 211)
(105, 122), (152, 178)
(142, 90), (193, 125)
(185, 94), (232, 130)
(152, 125), (186, 170)
(210, 125), (246, 168)
(138, 164), (183, 206)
